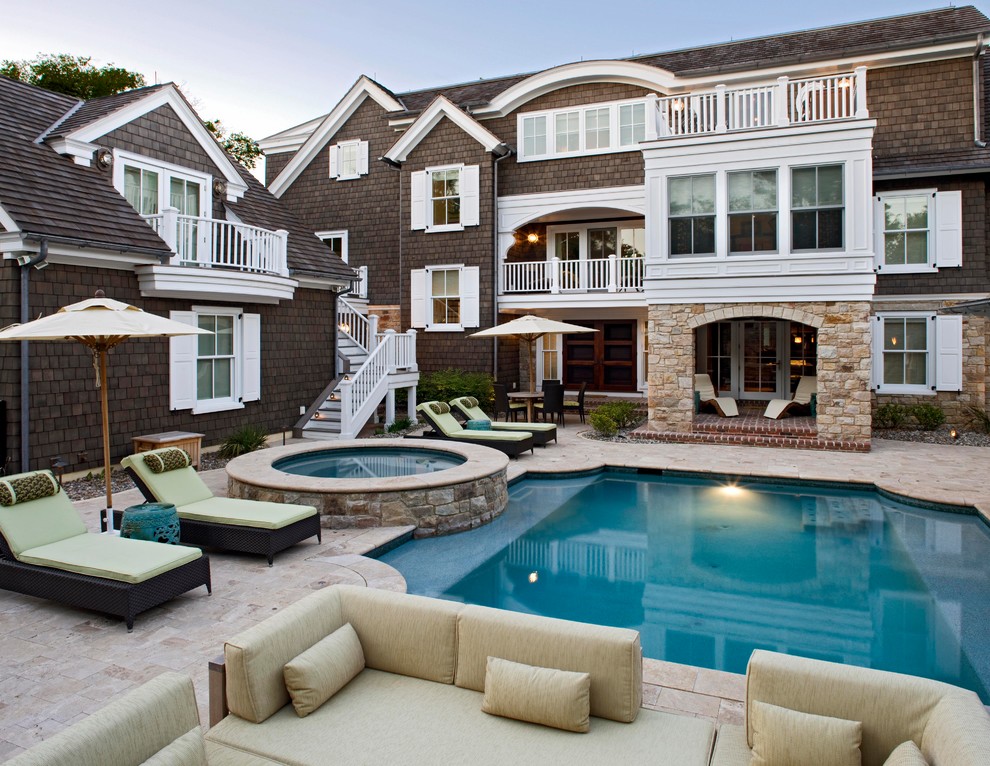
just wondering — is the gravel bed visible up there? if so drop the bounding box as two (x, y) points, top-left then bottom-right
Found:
(874, 425), (990, 447)
(62, 451), (235, 502)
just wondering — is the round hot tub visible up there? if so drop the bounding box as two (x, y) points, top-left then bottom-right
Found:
(226, 440), (509, 538)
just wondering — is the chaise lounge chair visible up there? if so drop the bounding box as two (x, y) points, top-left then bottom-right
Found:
(763, 375), (817, 419)
(120, 448), (321, 566)
(0, 470), (211, 631)
(415, 402), (535, 457)
(449, 396), (557, 445)
(694, 374), (739, 417)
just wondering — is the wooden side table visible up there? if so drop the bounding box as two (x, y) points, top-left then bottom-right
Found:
(131, 431), (205, 468)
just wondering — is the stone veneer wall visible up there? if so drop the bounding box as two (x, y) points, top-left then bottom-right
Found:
(368, 305), (401, 332)
(647, 302), (873, 446)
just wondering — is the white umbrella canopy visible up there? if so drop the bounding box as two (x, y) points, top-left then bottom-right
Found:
(471, 315), (597, 392)
(0, 291), (211, 529)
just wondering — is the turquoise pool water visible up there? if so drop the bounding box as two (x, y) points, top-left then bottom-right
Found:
(273, 448), (465, 479)
(381, 471), (990, 700)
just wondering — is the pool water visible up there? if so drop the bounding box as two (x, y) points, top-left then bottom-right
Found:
(382, 471), (990, 700)
(273, 448), (465, 479)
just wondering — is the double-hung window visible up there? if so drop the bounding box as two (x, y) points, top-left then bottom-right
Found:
(328, 139), (369, 180)
(430, 269), (460, 327)
(874, 190), (962, 273)
(669, 174), (716, 257)
(409, 265), (480, 331)
(873, 313), (963, 395)
(728, 170), (777, 254)
(791, 165), (843, 250)
(169, 308), (261, 413)
(410, 165), (480, 232)
(431, 168), (461, 228)
(317, 230), (348, 262)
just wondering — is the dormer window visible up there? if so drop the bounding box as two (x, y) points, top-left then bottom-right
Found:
(329, 140), (369, 180)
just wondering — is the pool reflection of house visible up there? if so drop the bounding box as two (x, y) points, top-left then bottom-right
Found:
(262, 6), (990, 450)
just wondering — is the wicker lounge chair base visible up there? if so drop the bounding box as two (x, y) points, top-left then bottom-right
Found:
(118, 476), (322, 567)
(0, 552), (211, 631)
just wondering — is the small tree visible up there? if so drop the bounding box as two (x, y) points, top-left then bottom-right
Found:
(1, 53), (145, 99)
(204, 119), (263, 170)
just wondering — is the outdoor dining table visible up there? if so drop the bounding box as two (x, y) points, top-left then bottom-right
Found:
(508, 390), (543, 422)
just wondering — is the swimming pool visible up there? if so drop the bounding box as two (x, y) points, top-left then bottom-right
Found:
(381, 470), (990, 700)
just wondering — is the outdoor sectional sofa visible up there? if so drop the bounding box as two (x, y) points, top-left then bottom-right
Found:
(415, 401), (535, 456)
(0, 470), (210, 631)
(120, 447), (321, 566)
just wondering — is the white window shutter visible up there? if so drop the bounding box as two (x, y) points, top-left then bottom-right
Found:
(461, 165), (480, 227)
(169, 311), (198, 411)
(358, 140), (369, 176)
(410, 269), (427, 327)
(329, 145), (339, 179)
(461, 266), (480, 328)
(935, 314), (963, 391)
(871, 316), (883, 391)
(242, 313), (262, 402)
(411, 170), (427, 230)
(872, 196), (884, 271)
(935, 190), (962, 268)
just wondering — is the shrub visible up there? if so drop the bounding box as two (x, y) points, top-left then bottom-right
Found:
(387, 417), (413, 433)
(218, 425), (269, 458)
(416, 368), (494, 412)
(965, 405), (990, 434)
(873, 403), (907, 429)
(911, 403), (946, 431)
(593, 401), (640, 430)
(589, 411), (618, 438)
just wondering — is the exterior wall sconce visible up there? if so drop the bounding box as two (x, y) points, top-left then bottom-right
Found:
(338, 321), (351, 333)
(671, 99), (685, 112)
(838, 78), (852, 89)
(527, 233), (539, 244)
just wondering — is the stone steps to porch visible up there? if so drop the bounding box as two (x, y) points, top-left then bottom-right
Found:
(693, 410), (816, 437)
(630, 424), (870, 453)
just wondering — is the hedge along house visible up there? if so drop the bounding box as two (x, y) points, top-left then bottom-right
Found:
(262, 6), (990, 450)
(0, 76), (356, 474)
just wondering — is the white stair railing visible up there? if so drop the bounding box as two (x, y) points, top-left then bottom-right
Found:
(337, 296), (377, 354)
(336, 329), (418, 439)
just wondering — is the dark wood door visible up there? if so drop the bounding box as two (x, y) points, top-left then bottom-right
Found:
(563, 320), (636, 392)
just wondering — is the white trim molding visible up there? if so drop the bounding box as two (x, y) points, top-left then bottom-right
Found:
(258, 114), (327, 154)
(135, 264), (297, 304)
(0, 202), (20, 232)
(497, 185), (646, 232)
(384, 96), (503, 163)
(62, 85), (249, 202)
(268, 76), (403, 197)
(46, 136), (99, 166)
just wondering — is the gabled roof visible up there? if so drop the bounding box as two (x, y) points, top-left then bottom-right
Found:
(268, 76), (404, 197)
(41, 83), (167, 140)
(383, 96), (504, 163)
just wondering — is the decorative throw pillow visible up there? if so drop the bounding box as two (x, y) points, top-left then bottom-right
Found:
(750, 701), (862, 766)
(481, 656), (591, 733)
(466, 420), (492, 431)
(466, 396), (479, 408)
(882, 741), (928, 766)
(429, 402), (450, 415)
(143, 448), (192, 474)
(284, 623), (365, 718)
(0, 471), (60, 507)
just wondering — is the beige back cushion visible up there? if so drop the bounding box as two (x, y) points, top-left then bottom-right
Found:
(694, 374), (716, 400)
(224, 587), (345, 723)
(793, 375), (817, 404)
(6, 672), (200, 766)
(746, 650), (951, 766)
(455, 604), (642, 723)
(750, 701), (862, 766)
(140, 728), (208, 766)
(920, 691), (990, 766)
(338, 585), (462, 684)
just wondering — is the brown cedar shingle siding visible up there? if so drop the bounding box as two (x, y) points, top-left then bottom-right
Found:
(278, 98), (401, 299)
(489, 83), (650, 197)
(401, 117), (496, 374)
(265, 152), (294, 186)
(873, 178), (988, 296)
(0, 263), (335, 472)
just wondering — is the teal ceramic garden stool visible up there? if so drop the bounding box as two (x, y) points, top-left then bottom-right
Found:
(120, 502), (180, 544)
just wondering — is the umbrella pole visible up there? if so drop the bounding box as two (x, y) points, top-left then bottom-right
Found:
(528, 338), (536, 393)
(98, 349), (114, 532)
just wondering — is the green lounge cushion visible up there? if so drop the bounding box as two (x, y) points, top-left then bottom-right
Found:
(0, 471), (60, 506)
(122, 453), (214, 508)
(449, 399), (555, 434)
(143, 448), (192, 474)
(18, 533), (202, 584)
(420, 402), (531, 441)
(178, 497), (316, 529)
(0, 482), (87, 557)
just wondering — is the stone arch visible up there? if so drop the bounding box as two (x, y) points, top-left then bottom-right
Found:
(686, 305), (824, 330)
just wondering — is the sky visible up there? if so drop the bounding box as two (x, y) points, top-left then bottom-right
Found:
(1, 1), (984, 148)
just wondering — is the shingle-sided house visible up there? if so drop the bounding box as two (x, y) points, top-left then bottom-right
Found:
(262, 6), (990, 450)
(0, 76), (358, 473)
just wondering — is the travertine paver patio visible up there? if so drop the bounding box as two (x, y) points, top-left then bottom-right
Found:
(0, 425), (986, 760)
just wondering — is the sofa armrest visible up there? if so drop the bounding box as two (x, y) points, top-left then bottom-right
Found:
(920, 691), (990, 766)
(209, 654), (228, 727)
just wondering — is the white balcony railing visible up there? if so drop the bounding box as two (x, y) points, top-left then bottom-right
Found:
(656, 68), (867, 139)
(143, 207), (288, 277)
(500, 255), (644, 295)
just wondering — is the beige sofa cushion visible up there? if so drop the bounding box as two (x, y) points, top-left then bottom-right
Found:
(225, 587), (345, 724)
(750, 701), (862, 766)
(6, 672), (201, 766)
(206, 668), (716, 766)
(745, 650), (951, 766)
(284, 623), (365, 717)
(709, 723), (751, 766)
(140, 728), (208, 765)
(919, 691), (990, 765)
(884, 741), (928, 765)
(481, 657), (590, 733)
(338, 584), (461, 684)
(455, 603), (642, 723)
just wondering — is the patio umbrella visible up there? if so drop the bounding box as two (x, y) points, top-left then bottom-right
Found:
(0, 291), (211, 530)
(471, 315), (597, 392)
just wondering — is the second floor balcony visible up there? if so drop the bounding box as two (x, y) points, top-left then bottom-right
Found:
(500, 255), (644, 296)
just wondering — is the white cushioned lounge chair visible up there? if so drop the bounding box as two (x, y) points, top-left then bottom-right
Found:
(763, 376), (817, 420)
(694, 374), (739, 417)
